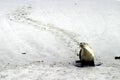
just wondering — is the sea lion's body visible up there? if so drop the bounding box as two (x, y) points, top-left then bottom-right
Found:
(78, 42), (95, 67)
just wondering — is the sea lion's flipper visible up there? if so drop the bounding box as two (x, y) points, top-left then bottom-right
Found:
(75, 60), (81, 63)
(95, 62), (103, 66)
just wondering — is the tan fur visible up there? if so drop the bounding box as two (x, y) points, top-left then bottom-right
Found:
(80, 42), (94, 61)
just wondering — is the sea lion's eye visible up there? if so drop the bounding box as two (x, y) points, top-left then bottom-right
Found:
(80, 43), (82, 45)
(83, 42), (86, 45)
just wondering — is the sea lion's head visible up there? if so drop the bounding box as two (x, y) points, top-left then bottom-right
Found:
(79, 42), (88, 48)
